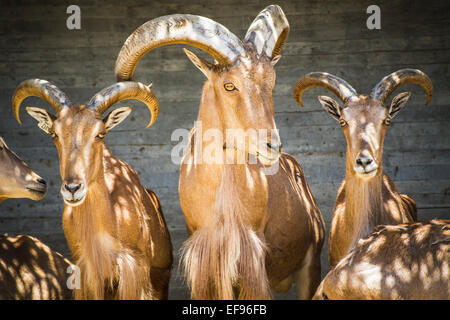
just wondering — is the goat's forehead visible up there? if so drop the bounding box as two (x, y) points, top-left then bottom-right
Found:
(55, 106), (102, 131)
(228, 57), (273, 79)
(343, 98), (387, 121)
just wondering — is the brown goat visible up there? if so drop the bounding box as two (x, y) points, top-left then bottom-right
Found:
(115, 5), (324, 299)
(0, 136), (73, 299)
(294, 69), (432, 268)
(12, 81), (173, 299)
(313, 220), (449, 300)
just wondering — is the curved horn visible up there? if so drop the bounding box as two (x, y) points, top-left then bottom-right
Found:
(12, 79), (72, 124)
(294, 72), (357, 107)
(88, 82), (159, 128)
(115, 14), (246, 81)
(370, 68), (433, 105)
(244, 5), (290, 58)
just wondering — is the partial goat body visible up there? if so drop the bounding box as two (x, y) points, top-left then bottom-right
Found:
(0, 235), (73, 300)
(0, 137), (47, 202)
(12, 81), (173, 300)
(114, 5), (325, 299)
(0, 137), (73, 300)
(63, 146), (172, 300)
(314, 220), (450, 300)
(329, 172), (417, 267)
(180, 151), (324, 299)
(294, 69), (432, 268)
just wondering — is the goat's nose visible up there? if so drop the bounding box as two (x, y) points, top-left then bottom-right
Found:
(64, 183), (81, 194)
(37, 178), (47, 186)
(267, 142), (283, 152)
(356, 156), (373, 167)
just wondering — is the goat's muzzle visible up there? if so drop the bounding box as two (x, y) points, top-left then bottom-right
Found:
(25, 176), (47, 200)
(60, 181), (87, 207)
(354, 152), (378, 178)
(256, 141), (282, 166)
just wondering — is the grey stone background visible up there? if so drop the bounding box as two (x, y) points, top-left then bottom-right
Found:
(0, 0), (449, 299)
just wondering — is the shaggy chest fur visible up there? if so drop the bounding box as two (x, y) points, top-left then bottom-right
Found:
(62, 182), (152, 300)
(330, 172), (414, 267)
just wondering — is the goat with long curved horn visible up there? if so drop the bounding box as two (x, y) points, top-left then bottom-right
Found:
(244, 4), (290, 58)
(294, 72), (358, 107)
(115, 14), (247, 81)
(115, 5), (290, 83)
(370, 68), (433, 104)
(88, 81), (158, 127)
(12, 79), (73, 124)
(12, 79), (173, 300)
(115, 5), (325, 300)
(295, 69), (433, 269)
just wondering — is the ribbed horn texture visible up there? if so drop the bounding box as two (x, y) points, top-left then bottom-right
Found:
(244, 5), (290, 58)
(370, 68), (433, 105)
(115, 14), (246, 81)
(12, 79), (72, 124)
(88, 82), (159, 128)
(294, 72), (357, 107)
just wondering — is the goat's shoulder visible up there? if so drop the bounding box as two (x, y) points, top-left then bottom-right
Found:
(279, 152), (305, 180)
(380, 172), (400, 195)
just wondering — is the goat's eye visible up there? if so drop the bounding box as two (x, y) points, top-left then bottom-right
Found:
(224, 83), (236, 91)
(96, 132), (105, 140)
(339, 119), (348, 127)
(383, 118), (391, 126)
(0, 146), (3, 151)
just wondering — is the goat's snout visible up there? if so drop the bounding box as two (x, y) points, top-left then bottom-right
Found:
(25, 174), (48, 200)
(61, 180), (87, 206)
(354, 152), (378, 177)
(355, 156), (373, 167)
(267, 142), (283, 153)
(64, 183), (82, 194)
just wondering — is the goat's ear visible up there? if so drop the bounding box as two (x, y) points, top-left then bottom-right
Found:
(388, 92), (411, 119)
(25, 107), (55, 134)
(318, 96), (342, 121)
(183, 48), (212, 78)
(103, 107), (132, 132)
(271, 55), (282, 66)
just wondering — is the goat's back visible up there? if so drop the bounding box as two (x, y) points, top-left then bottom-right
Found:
(0, 234), (73, 299)
(315, 219), (450, 300)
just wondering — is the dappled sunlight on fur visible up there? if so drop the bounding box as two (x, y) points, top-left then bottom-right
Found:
(113, 5), (325, 300)
(0, 138), (72, 300)
(0, 234), (73, 300)
(315, 220), (449, 300)
(328, 112), (418, 268)
(294, 71), (429, 269)
(64, 145), (172, 300)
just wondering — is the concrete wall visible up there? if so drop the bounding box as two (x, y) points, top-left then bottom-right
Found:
(0, 0), (449, 299)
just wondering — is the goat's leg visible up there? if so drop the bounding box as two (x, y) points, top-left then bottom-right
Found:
(149, 266), (171, 300)
(294, 247), (321, 300)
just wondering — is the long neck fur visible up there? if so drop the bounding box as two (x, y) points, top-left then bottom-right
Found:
(66, 146), (115, 299)
(66, 145), (150, 299)
(344, 153), (383, 251)
(181, 164), (271, 299)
